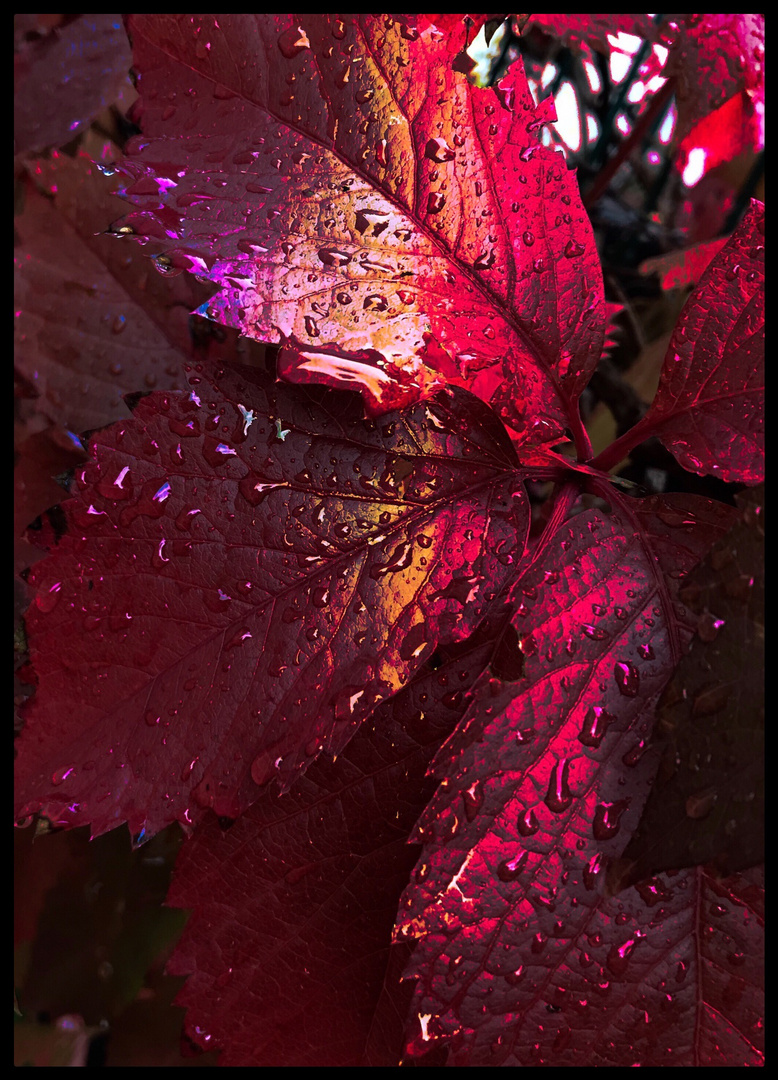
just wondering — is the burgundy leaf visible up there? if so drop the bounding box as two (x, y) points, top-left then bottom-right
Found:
(14, 151), (210, 433)
(115, 14), (605, 447)
(166, 614), (508, 1064)
(14, 362), (528, 839)
(395, 492), (740, 1064)
(614, 486), (764, 887)
(593, 201), (764, 484)
(14, 14), (133, 155)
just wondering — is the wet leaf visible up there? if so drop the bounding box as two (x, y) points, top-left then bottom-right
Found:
(14, 364), (528, 838)
(115, 14), (606, 445)
(609, 201), (764, 483)
(395, 493), (740, 1064)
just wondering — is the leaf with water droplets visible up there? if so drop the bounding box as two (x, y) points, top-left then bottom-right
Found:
(395, 491), (741, 1064)
(14, 362), (528, 838)
(613, 485), (764, 889)
(604, 201), (764, 484)
(14, 150), (226, 434)
(114, 14), (605, 446)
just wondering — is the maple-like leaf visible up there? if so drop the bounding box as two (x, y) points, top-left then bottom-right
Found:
(395, 492), (741, 1064)
(165, 614), (510, 1064)
(14, 363), (528, 839)
(114, 14), (605, 447)
(14, 14), (133, 155)
(592, 201), (764, 484)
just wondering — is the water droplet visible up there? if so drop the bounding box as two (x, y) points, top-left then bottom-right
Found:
(51, 764), (75, 786)
(522, 230), (535, 246)
(583, 852), (605, 890)
(691, 682), (730, 718)
(564, 240), (585, 259)
(317, 247), (351, 267)
(544, 758), (573, 813)
(582, 623), (607, 641)
(578, 705), (616, 749)
(36, 581), (62, 612)
(462, 781), (483, 822)
(497, 850), (529, 881)
(607, 937), (638, 976)
(474, 248), (495, 271)
(517, 807), (539, 836)
(425, 137), (456, 162)
(426, 191), (445, 214)
(686, 788), (717, 819)
(592, 799), (630, 841)
(614, 661), (639, 697)
(277, 26), (310, 58)
(238, 476), (286, 507)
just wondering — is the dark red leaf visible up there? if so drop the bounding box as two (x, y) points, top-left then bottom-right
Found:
(594, 201), (764, 483)
(14, 14), (133, 155)
(115, 14), (605, 447)
(166, 615), (508, 1064)
(614, 486), (764, 887)
(14, 152), (206, 433)
(395, 492), (741, 1064)
(14, 363), (528, 839)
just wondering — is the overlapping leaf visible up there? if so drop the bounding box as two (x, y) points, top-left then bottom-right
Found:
(15, 362), (528, 839)
(14, 14), (132, 155)
(166, 614), (510, 1065)
(395, 492), (740, 1064)
(14, 151), (202, 433)
(115, 13), (605, 444)
(594, 201), (764, 483)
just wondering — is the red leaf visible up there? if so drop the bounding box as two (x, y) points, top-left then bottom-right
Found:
(14, 363), (528, 839)
(166, 615), (508, 1064)
(395, 492), (742, 1064)
(14, 14), (133, 155)
(525, 14), (661, 54)
(666, 14), (764, 147)
(594, 201), (764, 483)
(115, 14), (605, 447)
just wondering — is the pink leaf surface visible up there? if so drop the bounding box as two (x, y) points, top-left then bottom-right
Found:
(15, 363), (528, 839)
(14, 14), (133, 155)
(395, 493), (742, 1064)
(115, 14), (605, 446)
(166, 616), (508, 1064)
(594, 201), (764, 483)
(666, 14), (765, 146)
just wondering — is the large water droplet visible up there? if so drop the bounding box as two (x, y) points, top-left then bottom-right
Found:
(614, 661), (639, 696)
(277, 26), (311, 58)
(517, 806), (539, 836)
(497, 850), (529, 881)
(51, 764), (75, 786)
(577, 705), (616, 749)
(425, 137), (456, 162)
(544, 758), (573, 813)
(592, 799), (630, 840)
